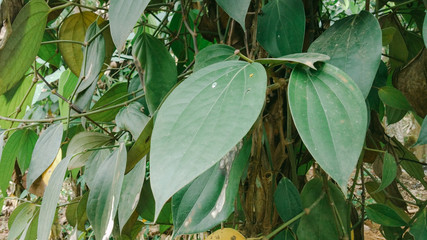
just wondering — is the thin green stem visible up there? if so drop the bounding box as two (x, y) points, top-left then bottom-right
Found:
(41, 40), (86, 46)
(237, 51), (254, 63)
(364, 147), (386, 153)
(49, 1), (73, 13)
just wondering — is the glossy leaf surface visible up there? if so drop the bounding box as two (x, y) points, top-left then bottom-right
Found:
(366, 204), (407, 227)
(0, 0), (48, 95)
(308, 11), (382, 98)
(85, 149), (111, 190)
(256, 53), (330, 70)
(132, 33), (177, 114)
(150, 61), (266, 218)
(194, 44), (239, 72)
(215, 0), (250, 30)
(257, 0), (305, 57)
(288, 63), (367, 188)
(37, 156), (72, 240)
(27, 123), (63, 189)
(109, 0), (150, 51)
(87, 144), (127, 240)
(172, 139), (250, 236)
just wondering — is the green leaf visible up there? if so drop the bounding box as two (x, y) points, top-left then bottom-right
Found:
(89, 82), (128, 121)
(374, 153), (397, 193)
(297, 178), (350, 240)
(126, 117), (153, 173)
(0, 75), (36, 129)
(410, 208), (427, 239)
(378, 86), (413, 111)
(0, 129), (38, 193)
(67, 132), (114, 169)
(415, 116), (427, 146)
(8, 203), (38, 240)
(366, 204), (408, 227)
(58, 69), (78, 118)
(273, 229), (295, 240)
(423, 13), (427, 47)
(76, 21), (105, 94)
(194, 44), (239, 72)
(257, 0), (305, 57)
(87, 144), (127, 240)
(308, 11), (382, 98)
(109, 0), (150, 51)
(74, 79), (97, 113)
(22, 210), (38, 240)
(256, 53), (330, 70)
(58, 12), (103, 76)
(132, 33), (177, 114)
(37, 155), (72, 240)
(172, 139), (251, 237)
(27, 123), (63, 189)
(274, 178), (303, 230)
(150, 61), (266, 219)
(385, 106), (407, 125)
(215, 0), (250, 30)
(38, 30), (61, 68)
(288, 63), (367, 189)
(118, 157), (146, 232)
(115, 102), (150, 139)
(382, 27), (397, 46)
(0, 0), (49, 95)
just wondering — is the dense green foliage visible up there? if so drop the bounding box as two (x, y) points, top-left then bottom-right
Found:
(0, 0), (426, 239)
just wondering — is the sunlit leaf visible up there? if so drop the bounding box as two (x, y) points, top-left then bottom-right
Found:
(109, 0), (150, 51)
(257, 0), (305, 57)
(194, 44), (239, 72)
(309, 11), (382, 98)
(37, 155), (72, 240)
(216, 0), (250, 30)
(87, 144), (127, 240)
(150, 61), (266, 219)
(27, 123), (63, 189)
(288, 63), (367, 189)
(0, 0), (48, 95)
(366, 204), (408, 227)
(132, 33), (177, 114)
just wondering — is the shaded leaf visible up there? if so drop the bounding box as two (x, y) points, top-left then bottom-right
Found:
(150, 61), (266, 219)
(414, 116), (427, 146)
(118, 157), (146, 232)
(89, 82), (128, 121)
(0, 0), (49, 95)
(109, 0), (150, 51)
(216, 0), (250, 30)
(37, 155), (72, 240)
(309, 11), (382, 98)
(172, 139), (251, 236)
(273, 229), (296, 240)
(424, 13), (427, 47)
(27, 123), (63, 189)
(87, 144), (127, 240)
(115, 102), (150, 139)
(67, 131), (113, 169)
(126, 117), (153, 173)
(385, 106), (407, 125)
(379, 86), (413, 111)
(29, 148), (62, 197)
(374, 153), (397, 193)
(257, 0), (305, 57)
(366, 204), (408, 227)
(66, 192), (89, 232)
(274, 178), (303, 230)
(409, 208), (427, 239)
(194, 44), (239, 72)
(132, 33), (177, 114)
(38, 30), (61, 68)
(0, 75), (36, 129)
(256, 53), (330, 70)
(382, 27), (397, 46)
(288, 63), (367, 189)
(297, 178), (350, 240)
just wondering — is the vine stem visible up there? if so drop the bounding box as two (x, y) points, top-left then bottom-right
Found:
(236, 50), (254, 63)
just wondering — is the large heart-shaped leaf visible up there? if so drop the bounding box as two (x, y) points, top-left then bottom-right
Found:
(27, 123), (63, 189)
(58, 12), (104, 76)
(0, 129), (37, 193)
(172, 139), (251, 237)
(0, 0), (48, 95)
(37, 155), (72, 240)
(288, 63), (367, 189)
(132, 33), (177, 114)
(215, 0), (250, 30)
(76, 21), (105, 94)
(109, 0), (150, 51)
(150, 61), (266, 218)
(308, 11), (382, 98)
(257, 0), (305, 57)
(194, 44), (239, 72)
(0, 75), (36, 129)
(87, 144), (127, 240)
